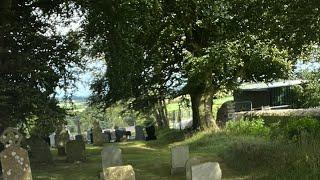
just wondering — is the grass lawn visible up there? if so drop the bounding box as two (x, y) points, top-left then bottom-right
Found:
(31, 136), (244, 180)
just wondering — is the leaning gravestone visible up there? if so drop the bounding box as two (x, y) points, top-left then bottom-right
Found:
(186, 157), (202, 180)
(103, 165), (135, 180)
(55, 126), (70, 156)
(134, 126), (145, 140)
(93, 121), (104, 146)
(0, 127), (32, 180)
(171, 145), (189, 174)
(66, 140), (86, 162)
(191, 162), (222, 180)
(25, 136), (53, 164)
(101, 146), (122, 177)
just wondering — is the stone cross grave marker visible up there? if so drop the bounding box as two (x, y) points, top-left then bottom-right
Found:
(101, 146), (122, 177)
(103, 165), (135, 180)
(171, 145), (189, 175)
(0, 127), (32, 180)
(191, 162), (222, 180)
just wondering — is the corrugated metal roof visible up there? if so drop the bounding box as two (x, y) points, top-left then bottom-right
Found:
(239, 80), (306, 91)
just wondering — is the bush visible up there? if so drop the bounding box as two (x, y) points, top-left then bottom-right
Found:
(271, 117), (320, 141)
(225, 118), (270, 138)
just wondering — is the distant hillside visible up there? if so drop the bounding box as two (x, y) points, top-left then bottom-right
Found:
(57, 95), (88, 103)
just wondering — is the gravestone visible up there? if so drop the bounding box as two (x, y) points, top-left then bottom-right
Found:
(93, 121), (104, 146)
(185, 157), (202, 180)
(25, 136), (53, 164)
(101, 146), (122, 177)
(49, 133), (55, 147)
(171, 145), (189, 174)
(115, 129), (124, 142)
(0, 127), (32, 180)
(145, 125), (157, 141)
(103, 165), (135, 180)
(66, 140), (86, 162)
(55, 126), (70, 156)
(75, 135), (84, 143)
(134, 126), (145, 140)
(191, 162), (222, 180)
(103, 131), (111, 143)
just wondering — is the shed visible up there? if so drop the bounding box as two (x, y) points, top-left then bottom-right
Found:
(233, 80), (305, 111)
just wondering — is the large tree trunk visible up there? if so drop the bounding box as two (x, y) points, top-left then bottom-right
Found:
(190, 91), (219, 130)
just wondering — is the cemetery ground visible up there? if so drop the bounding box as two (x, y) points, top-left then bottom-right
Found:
(30, 130), (244, 180)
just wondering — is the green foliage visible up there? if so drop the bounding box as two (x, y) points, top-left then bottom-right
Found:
(292, 71), (320, 108)
(271, 117), (320, 141)
(0, 1), (83, 134)
(223, 135), (320, 179)
(225, 118), (270, 138)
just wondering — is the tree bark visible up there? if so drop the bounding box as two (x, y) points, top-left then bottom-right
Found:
(190, 91), (219, 130)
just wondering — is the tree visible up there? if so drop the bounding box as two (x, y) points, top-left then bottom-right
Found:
(0, 0), (83, 135)
(81, 0), (320, 130)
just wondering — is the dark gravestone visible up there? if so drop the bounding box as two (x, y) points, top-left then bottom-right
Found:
(103, 131), (111, 143)
(43, 136), (50, 146)
(135, 126), (145, 140)
(75, 135), (84, 142)
(25, 136), (53, 164)
(125, 131), (131, 139)
(66, 140), (86, 162)
(145, 125), (157, 141)
(115, 129), (125, 142)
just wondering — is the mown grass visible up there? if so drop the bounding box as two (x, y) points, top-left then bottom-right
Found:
(31, 116), (320, 180)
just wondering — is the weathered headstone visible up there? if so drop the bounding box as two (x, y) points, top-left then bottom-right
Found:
(0, 127), (32, 180)
(49, 133), (55, 147)
(110, 131), (116, 142)
(103, 131), (111, 143)
(55, 126), (70, 156)
(65, 140), (86, 163)
(134, 126), (145, 140)
(186, 157), (202, 180)
(25, 136), (53, 164)
(103, 165), (135, 180)
(93, 121), (104, 146)
(171, 145), (189, 174)
(145, 125), (156, 141)
(191, 162), (222, 180)
(101, 146), (122, 177)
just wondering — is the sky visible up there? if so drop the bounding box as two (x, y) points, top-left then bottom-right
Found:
(53, 13), (106, 98)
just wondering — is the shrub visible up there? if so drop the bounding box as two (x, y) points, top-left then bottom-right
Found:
(271, 117), (320, 141)
(225, 118), (270, 138)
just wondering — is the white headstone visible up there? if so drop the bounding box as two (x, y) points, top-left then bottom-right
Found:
(101, 146), (122, 177)
(185, 157), (202, 180)
(171, 145), (189, 174)
(49, 133), (55, 147)
(191, 162), (222, 180)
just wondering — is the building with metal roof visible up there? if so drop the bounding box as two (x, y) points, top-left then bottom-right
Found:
(234, 80), (306, 111)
